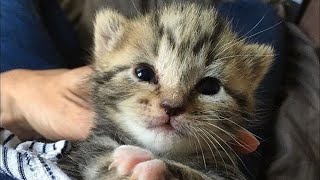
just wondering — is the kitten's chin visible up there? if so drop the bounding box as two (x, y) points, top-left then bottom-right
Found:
(124, 120), (190, 154)
(148, 124), (175, 133)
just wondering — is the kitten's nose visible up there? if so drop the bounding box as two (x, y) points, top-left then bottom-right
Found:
(160, 100), (186, 117)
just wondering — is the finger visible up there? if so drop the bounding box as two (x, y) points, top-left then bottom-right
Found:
(69, 66), (93, 82)
(67, 66), (93, 94)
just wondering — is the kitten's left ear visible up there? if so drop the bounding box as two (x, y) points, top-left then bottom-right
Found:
(93, 10), (127, 59)
(241, 44), (274, 91)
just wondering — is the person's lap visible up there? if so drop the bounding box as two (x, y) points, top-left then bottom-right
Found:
(0, 0), (285, 179)
(1, 0), (64, 72)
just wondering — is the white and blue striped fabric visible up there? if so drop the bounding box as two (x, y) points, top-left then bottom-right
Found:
(0, 128), (71, 180)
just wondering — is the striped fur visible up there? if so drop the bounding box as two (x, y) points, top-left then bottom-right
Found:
(59, 3), (273, 180)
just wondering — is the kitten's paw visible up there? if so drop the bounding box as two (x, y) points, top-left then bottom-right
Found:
(109, 145), (154, 176)
(131, 159), (168, 180)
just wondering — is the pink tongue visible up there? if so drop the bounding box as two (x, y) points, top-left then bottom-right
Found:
(232, 130), (260, 154)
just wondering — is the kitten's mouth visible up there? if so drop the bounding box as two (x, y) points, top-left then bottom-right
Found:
(150, 122), (175, 131)
(146, 117), (177, 132)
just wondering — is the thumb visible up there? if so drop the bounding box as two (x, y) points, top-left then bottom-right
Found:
(67, 66), (93, 84)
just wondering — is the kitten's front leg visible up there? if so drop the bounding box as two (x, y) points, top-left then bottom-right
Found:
(59, 136), (121, 180)
(162, 160), (214, 180)
(108, 145), (215, 180)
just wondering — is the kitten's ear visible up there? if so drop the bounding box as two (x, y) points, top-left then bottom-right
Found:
(241, 44), (274, 91)
(93, 10), (127, 58)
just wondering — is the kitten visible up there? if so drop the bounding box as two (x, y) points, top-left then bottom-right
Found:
(59, 3), (273, 180)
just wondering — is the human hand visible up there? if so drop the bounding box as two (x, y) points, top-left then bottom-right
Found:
(0, 66), (94, 141)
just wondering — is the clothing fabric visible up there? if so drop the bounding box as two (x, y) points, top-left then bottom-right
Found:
(0, 0), (82, 73)
(0, 129), (71, 180)
(266, 23), (319, 180)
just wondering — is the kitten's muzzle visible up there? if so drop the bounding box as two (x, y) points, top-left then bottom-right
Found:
(160, 100), (186, 117)
(146, 113), (182, 131)
(146, 115), (175, 131)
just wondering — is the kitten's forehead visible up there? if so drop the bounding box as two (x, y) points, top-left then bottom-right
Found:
(151, 4), (228, 87)
(157, 4), (223, 46)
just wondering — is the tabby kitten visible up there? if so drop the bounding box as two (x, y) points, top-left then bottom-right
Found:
(59, 3), (273, 180)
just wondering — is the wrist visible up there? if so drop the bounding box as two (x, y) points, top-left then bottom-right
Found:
(0, 69), (27, 128)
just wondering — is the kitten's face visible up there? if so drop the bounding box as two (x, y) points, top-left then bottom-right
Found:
(92, 4), (273, 154)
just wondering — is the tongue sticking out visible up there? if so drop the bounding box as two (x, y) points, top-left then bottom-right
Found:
(231, 130), (260, 154)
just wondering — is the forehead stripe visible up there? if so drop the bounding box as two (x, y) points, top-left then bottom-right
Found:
(96, 65), (130, 83)
(205, 16), (224, 66)
(166, 28), (176, 50)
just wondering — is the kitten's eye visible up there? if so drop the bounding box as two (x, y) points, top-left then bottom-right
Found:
(196, 77), (221, 95)
(134, 63), (156, 83)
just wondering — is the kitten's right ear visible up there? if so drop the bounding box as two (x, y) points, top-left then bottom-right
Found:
(93, 10), (127, 58)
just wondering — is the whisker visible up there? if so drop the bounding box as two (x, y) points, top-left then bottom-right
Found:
(196, 130), (218, 169)
(130, 0), (142, 16)
(202, 122), (258, 177)
(199, 129), (236, 178)
(246, 20), (283, 40)
(214, 54), (273, 61)
(242, 14), (266, 37)
(213, 20), (282, 60)
(200, 128), (237, 168)
(207, 113), (265, 141)
(195, 127), (227, 174)
(218, 118), (265, 141)
(204, 122), (253, 153)
(210, 131), (253, 179)
(190, 128), (207, 169)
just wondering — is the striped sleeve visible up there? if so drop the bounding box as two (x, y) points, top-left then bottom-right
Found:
(1, 129), (72, 180)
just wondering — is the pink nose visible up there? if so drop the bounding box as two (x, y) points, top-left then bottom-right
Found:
(160, 100), (185, 117)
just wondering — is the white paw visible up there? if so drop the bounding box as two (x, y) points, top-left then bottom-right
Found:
(131, 159), (167, 180)
(109, 145), (168, 180)
(109, 145), (154, 176)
